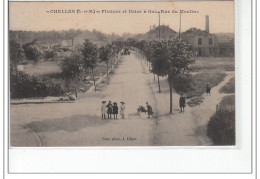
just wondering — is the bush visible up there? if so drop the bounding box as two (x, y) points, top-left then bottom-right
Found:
(207, 95), (235, 145)
(10, 67), (64, 99)
(219, 77), (235, 94)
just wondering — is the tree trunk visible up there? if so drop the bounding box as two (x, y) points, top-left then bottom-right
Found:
(153, 73), (155, 81)
(91, 68), (96, 92)
(168, 74), (173, 113)
(106, 62), (109, 77)
(157, 75), (161, 93)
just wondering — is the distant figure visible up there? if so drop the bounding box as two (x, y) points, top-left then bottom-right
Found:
(146, 102), (154, 118)
(120, 101), (125, 119)
(206, 83), (211, 95)
(106, 101), (113, 119)
(75, 89), (77, 99)
(113, 102), (118, 119)
(101, 101), (106, 120)
(179, 93), (186, 113)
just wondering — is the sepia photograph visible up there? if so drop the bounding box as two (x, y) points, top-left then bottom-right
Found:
(9, 1), (235, 147)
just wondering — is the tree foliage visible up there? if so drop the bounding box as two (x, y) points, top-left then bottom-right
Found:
(80, 39), (98, 70)
(99, 45), (112, 76)
(150, 41), (169, 77)
(80, 39), (99, 92)
(22, 39), (41, 64)
(166, 40), (195, 77)
(60, 54), (82, 90)
(99, 45), (111, 63)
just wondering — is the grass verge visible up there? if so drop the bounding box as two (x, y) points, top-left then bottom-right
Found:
(219, 77), (235, 94)
(190, 57), (235, 72)
(172, 72), (227, 107)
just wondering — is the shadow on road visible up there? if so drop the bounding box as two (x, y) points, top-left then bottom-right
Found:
(23, 114), (109, 133)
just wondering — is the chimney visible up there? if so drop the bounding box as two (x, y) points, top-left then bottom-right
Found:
(205, 15), (209, 33)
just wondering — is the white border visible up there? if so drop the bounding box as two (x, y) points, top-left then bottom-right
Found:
(2, 0), (256, 177)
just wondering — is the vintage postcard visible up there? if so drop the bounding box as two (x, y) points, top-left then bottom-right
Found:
(9, 0), (235, 147)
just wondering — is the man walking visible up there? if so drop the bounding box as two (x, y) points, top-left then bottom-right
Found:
(179, 93), (186, 113)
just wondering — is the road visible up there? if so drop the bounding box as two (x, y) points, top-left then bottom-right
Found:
(10, 52), (157, 146)
(10, 51), (234, 146)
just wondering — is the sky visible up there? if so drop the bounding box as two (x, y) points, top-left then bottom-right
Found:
(9, 1), (234, 35)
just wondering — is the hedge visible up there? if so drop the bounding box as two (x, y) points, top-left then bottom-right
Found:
(10, 67), (64, 99)
(207, 95), (235, 145)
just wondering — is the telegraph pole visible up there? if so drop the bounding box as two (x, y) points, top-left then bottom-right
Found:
(159, 13), (161, 40)
(179, 12), (182, 39)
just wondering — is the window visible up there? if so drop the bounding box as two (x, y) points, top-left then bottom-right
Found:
(198, 38), (202, 45)
(209, 38), (213, 45)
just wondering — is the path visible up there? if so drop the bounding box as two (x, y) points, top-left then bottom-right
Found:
(140, 54), (235, 146)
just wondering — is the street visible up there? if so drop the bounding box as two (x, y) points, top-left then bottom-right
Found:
(10, 51), (234, 146)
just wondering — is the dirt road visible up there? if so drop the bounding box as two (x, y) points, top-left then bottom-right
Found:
(10, 52), (156, 146)
(10, 51), (234, 146)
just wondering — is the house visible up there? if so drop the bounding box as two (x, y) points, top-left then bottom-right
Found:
(181, 28), (218, 57)
(146, 25), (178, 40)
(181, 16), (234, 57)
(215, 33), (234, 57)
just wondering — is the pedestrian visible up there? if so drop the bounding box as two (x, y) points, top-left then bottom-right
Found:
(113, 102), (118, 119)
(206, 83), (211, 95)
(146, 102), (154, 118)
(101, 101), (106, 120)
(74, 89), (77, 99)
(120, 101), (125, 119)
(106, 101), (113, 119)
(179, 93), (186, 113)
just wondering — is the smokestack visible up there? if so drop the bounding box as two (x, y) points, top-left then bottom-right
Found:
(205, 15), (209, 33)
(150, 25), (152, 31)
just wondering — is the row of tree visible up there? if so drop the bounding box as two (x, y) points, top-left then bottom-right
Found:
(10, 37), (123, 97)
(10, 37), (194, 114)
(128, 39), (195, 113)
(60, 39), (123, 91)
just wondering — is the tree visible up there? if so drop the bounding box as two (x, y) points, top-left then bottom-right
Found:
(9, 39), (25, 65)
(150, 41), (169, 93)
(60, 54), (82, 90)
(23, 39), (41, 65)
(143, 41), (156, 79)
(80, 39), (98, 92)
(99, 45), (111, 77)
(166, 39), (195, 113)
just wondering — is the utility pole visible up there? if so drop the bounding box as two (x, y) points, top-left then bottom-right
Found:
(179, 12), (182, 40)
(159, 13), (161, 40)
